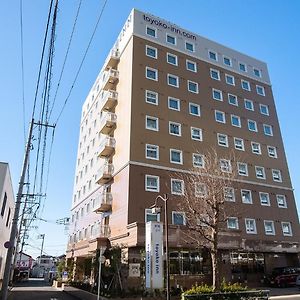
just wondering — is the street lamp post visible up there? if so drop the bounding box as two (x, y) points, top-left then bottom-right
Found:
(150, 194), (170, 300)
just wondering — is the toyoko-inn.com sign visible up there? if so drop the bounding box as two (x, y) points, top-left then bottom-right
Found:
(145, 221), (164, 289)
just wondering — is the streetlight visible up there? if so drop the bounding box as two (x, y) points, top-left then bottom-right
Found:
(97, 246), (106, 300)
(150, 194), (170, 300)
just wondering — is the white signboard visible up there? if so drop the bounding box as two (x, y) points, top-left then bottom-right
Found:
(145, 221), (164, 289)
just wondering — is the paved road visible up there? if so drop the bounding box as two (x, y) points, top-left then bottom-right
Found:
(7, 278), (77, 300)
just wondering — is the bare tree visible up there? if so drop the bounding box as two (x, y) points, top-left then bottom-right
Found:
(176, 149), (238, 290)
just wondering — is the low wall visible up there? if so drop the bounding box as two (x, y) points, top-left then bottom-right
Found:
(63, 285), (102, 300)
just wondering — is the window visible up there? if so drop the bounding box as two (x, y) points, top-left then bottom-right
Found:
(245, 219), (257, 234)
(272, 169), (282, 182)
(241, 80), (251, 91)
(224, 187), (235, 202)
(239, 62), (247, 72)
(217, 133), (228, 147)
(276, 195), (287, 208)
(168, 97), (180, 111)
(169, 122), (181, 136)
(253, 68), (261, 77)
(167, 74), (179, 87)
(248, 120), (257, 132)
(1, 192), (7, 217)
(220, 159), (232, 173)
(146, 45), (157, 58)
(171, 179), (184, 195)
(146, 116), (159, 131)
(234, 137), (244, 151)
(195, 183), (207, 198)
(256, 85), (265, 96)
(251, 142), (261, 155)
(244, 99), (254, 111)
(228, 94), (238, 106)
(166, 34), (176, 45)
(212, 89), (223, 101)
(282, 222), (292, 236)
(167, 53), (178, 65)
(238, 162), (248, 176)
(186, 60), (197, 72)
(193, 153), (204, 168)
(259, 192), (270, 206)
(185, 42), (194, 52)
(187, 80), (199, 93)
(231, 115), (241, 127)
(208, 50), (217, 61)
(215, 110), (226, 123)
(260, 104), (269, 116)
(225, 74), (235, 85)
(263, 124), (273, 136)
(146, 67), (158, 81)
(241, 189), (252, 204)
(191, 127), (203, 141)
(210, 69), (220, 80)
(223, 56), (232, 66)
(145, 175), (159, 192)
(170, 149), (183, 164)
(172, 212), (186, 225)
(189, 103), (201, 116)
(6, 207), (11, 227)
(146, 144), (159, 160)
(145, 90), (158, 105)
(267, 146), (277, 158)
(146, 26), (156, 37)
(227, 217), (239, 229)
(145, 208), (160, 222)
(264, 220), (275, 235)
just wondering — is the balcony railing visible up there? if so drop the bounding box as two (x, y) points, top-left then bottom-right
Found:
(99, 112), (117, 135)
(99, 90), (118, 112)
(98, 136), (116, 158)
(93, 192), (113, 213)
(96, 163), (114, 184)
(104, 49), (120, 70)
(102, 69), (119, 91)
(91, 224), (111, 239)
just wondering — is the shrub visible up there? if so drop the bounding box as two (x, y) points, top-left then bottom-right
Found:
(220, 279), (247, 293)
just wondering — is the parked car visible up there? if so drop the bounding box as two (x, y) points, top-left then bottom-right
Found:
(266, 267), (300, 287)
(296, 275), (300, 288)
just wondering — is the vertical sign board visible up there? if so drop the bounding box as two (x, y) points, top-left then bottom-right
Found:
(145, 221), (164, 289)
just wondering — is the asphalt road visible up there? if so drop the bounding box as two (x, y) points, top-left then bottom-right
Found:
(268, 286), (300, 299)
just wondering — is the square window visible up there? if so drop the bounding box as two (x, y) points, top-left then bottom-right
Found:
(282, 222), (292, 236)
(224, 187), (235, 202)
(223, 56), (232, 66)
(225, 74), (235, 85)
(145, 175), (159, 192)
(256, 166), (266, 179)
(212, 89), (223, 101)
(167, 53), (178, 65)
(260, 104), (269, 116)
(220, 159), (232, 172)
(193, 153), (204, 168)
(146, 26), (156, 37)
(259, 192), (270, 206)
(195, 183), (207, 198)
(170, 149), (183, 164)
(168, 97), (180, 111)
(256, 85), (265, 96)
(145, 90), (158, 105)
(244, 99), (254, 111)
(215, 110), (226, 123)
(191, 127), (203, 141)
(251, 142), (261, 155)
(267, 146), (277, 158)
(272, 169), (282, 182)
(145, 144), (159, 160)
(185, 42), (194, 52)
(217, 133), (228, 147)
(167, 74), (179, 87)
(189, 103), (201, 116)
(166, 34), (176, 45)
(146, 67), (158, 81)
(241, 189), (252, 204)
(208, 50), (217, 61)
(227, 217), (239, 229)
(188, 80), (199, 93)
(169, 122), (181, 136)
(276, 195), (287, 208)
(245, 219), (257, 234)
(171, 179), (184, 195)
(186, 60), (197, 72)
(241, 80), (251, 91)
(210, 69), (220, 80)
(239, 62), (247, 72)
(263, 124), (273, 136)
(145, 115), (159, 131)
(234, 137), (244, 151)
(248, 120), (258, 132)
(264, 220), (275, 235)
(231, 115), (241, 127)
(254, 68), (261, 77)
(238, 162), (248, 176)
(146, 45), (157, 58)
(228, 94), (238, 106)
(145, 208), (160, 222)
(172, 211), (186, 225)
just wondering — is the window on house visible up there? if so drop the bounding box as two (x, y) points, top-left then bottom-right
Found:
(146, 144), (159, 160)
(263, 124), (273, 136)
(215, 110), (226, 123)
(185, 42), (194, 52)
(277, 195), (287, 208)
(259, 192), (270, 206)
(238, 162), (248, 176)
(227, 217), (239, 229)
(167, 53), (178, 65)
(256, 85), (265, 96)
(5, 207), (11, 227)
(191, 127), (203, 141)
(272, 169), (282, 182)
(225, 74), (235, 85)
(172, 212), (186, 225)
(220, 159), (232, 173)
(193, 153), (204, 168)
(241, 80), (251, 91)
(187, 80), (199, 93)
(186, 60), (197, 72)
(224, 187), (235, 202)
(146, 26), (156, 37)
(145, 90), (158, 105)
(282, 222), (292, 236)
(210, 68), (220, 80)
(245, 219), (257, 234)
(146, 67), (158, 81)
(145, 175), (159, 192)
(228, 94), (238, 106)
(208, 50), (217, 61)
(244, 99), (254, 111)
(251, 142), (261, 155)
(260, 104), (269, 116)
(234, 137), (244, 151)
(1, 192), (7, 217)
(264, 220), (275, 235)
(253, 68), (261, 77)
(171, 179), (184, 195)
(167, 74), (179, 87)
(212, 89), (223, 101)
(170, 149), (183, 164)
(231, 115), (241, 127)
(145, 116), (159, 131)
(195, 183), (207, 198)
(166, 34), (176, 45)
(189, 103), (201, 116)
(223, 56), (232, 66)
(248, 120), (258, 132)
(168, 97), (180, 111)
(217, 133), (228, 147)
(169, 122), (181, 136)
(146, 45), (157, 58)
(239, 62), (247, 72)
(241, 189), (252, 204)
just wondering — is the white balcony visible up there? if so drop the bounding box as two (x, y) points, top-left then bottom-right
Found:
(93, 192), (113, 213)
(96, 163), (114, 184)
(102, 69), (119, 91)
(98, 136), (116, 158)
(104, 49), (120, 70)
(99, 112), (117, 135)
(99, 90), (118, 112)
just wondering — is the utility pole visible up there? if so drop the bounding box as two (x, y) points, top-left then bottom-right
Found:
(1, 119), (34, 300)
(39, 234), (45, 259)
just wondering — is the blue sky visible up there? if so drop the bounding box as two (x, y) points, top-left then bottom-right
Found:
(0, 0), (299, 258)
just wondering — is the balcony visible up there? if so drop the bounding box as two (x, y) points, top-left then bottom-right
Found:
(93, 192), (113, 213)
(104, 49), (120, 70)
(98, 137), (116, 158)
(100, 90), (118, 112)
(96, 163), (114, 184)
(99, 112), (117, 135)
(102, 69), (119, 91)
(89, 224), (111, 250)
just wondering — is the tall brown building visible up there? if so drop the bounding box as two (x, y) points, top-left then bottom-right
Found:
(67, 9), (300, 286)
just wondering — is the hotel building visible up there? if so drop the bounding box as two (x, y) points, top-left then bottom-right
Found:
(66, 9), (300, 286)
